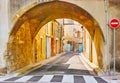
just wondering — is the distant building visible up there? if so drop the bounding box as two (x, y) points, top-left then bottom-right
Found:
(34, 20), (62, 62)
(60, 19), (83, 52)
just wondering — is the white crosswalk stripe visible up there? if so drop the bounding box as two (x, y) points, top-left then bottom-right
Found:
(83, 76), (98, 83)
(62, 75), (74, 83)
(0, 75), (109, 83)
(38, 75), (54, 82)
(15, 76), (33, 82)
(0, 77), (12, 81)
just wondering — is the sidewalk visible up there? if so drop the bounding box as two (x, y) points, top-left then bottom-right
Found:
(101, 74), (120, 83)
(79, 53), (120, 83)
(79, 53), (104, 75)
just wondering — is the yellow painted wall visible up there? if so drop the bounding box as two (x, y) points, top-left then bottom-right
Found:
(34, 25), (46, 62)
(92, 41), (99, 66)
(34, 20), (60, 62)
(46, 20), (61, 56)
(52, 20), (60, 54)
(84, 29), (90, 59)
(46, 22), (52, 57)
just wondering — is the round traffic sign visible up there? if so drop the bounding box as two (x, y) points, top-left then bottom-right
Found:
(110, 18), (120, 29)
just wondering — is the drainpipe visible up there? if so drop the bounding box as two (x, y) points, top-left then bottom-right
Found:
(104, 0), (110, 75)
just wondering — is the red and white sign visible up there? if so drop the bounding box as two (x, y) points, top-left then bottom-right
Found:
(110, 18), (120, 29)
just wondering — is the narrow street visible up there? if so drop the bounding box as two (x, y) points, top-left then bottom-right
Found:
(0, 52), (107, 83)
(26, 52), (94, 76)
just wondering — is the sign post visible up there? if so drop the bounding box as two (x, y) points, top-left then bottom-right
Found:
(110, 18), (119, 79)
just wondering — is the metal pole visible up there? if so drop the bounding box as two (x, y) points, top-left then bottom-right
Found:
(113, 28), (116, 79)
(104, 0), (110, 75)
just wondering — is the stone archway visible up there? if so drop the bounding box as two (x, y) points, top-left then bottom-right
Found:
(7, 1), (104, 72)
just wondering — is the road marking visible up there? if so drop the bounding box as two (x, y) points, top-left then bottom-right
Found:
(101, 77), (110, 83)
(38, 75), (53, 82)
(0, 77), (12, 81)
(15, 76), (33, 82)
(4, 76), (22, 81)
(0, 75), (110, 83)
(62, 75), (74, 83)
(83, 76), (98, 83)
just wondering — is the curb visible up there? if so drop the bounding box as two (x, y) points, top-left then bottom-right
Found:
(80, 53), (104, 76)
(93, 68), (103, 76)
(16, 63), (42, 75)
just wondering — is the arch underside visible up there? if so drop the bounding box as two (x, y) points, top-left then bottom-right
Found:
(10, 1), (104, 41)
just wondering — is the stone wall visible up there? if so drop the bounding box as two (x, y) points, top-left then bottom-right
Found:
(108, 1), (120, 71)
(6, 21), (33, 72)
(109, 0), (120, 57)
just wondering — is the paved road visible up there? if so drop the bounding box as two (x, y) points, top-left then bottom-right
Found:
(0, 52), (108, 83)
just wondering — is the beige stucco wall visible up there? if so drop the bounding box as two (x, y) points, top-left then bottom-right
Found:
(0, 0), (10, 75)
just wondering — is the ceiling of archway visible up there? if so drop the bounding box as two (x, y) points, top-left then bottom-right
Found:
(10, 1), (104, 41)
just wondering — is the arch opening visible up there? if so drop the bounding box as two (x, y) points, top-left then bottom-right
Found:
(6, 1), (104, 72)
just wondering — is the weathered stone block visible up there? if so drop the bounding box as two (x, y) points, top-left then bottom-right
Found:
(0, 67), (7, 75)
